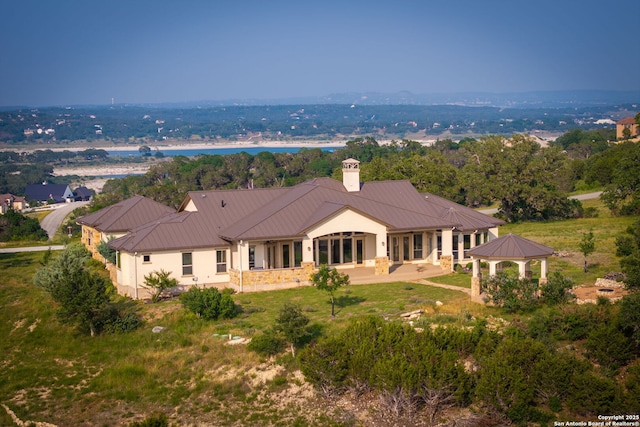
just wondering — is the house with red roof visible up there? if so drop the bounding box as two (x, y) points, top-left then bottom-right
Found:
(99, 159), (504, 299)
(616, 115), (639, 140)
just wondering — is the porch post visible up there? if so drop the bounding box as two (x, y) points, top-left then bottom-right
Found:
(539, 258), (549, 285)
(302, 236), (314, 263)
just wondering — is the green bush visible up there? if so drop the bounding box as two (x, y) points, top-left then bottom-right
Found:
(180, 287), (237, 320)
(129, 412), (169, 427)
(540, 272), (575, 305)
(247, 329), (285, 356)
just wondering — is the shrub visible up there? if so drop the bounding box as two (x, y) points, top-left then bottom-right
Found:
(540, 272), (575, 305)
(129, 412), (169, 427)
(247, 329), (286, 357)
(180, 287), (237, 320)
(482, 272), (539, 313)
(142, 269), (178, 303)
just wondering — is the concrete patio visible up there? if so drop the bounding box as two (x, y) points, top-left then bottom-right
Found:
(340, 263), (449, 285)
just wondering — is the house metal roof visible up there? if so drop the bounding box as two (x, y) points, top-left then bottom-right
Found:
(109, 178), (504, 253)
(25, 183), (72, 202)
(77, 195), (175, 233)
(467, 233), (554, 260)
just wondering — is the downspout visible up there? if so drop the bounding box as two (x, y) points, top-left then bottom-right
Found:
(134, 252), (138, 299)
(239, 241), (243, 293)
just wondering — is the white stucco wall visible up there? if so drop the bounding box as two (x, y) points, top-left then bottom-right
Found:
(116, 247), (230, 298)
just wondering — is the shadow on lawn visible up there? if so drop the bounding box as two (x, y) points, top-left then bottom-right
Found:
(333, 294), (366, 315)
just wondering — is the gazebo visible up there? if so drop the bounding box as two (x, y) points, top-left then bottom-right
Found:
(467, 233), (555, 302)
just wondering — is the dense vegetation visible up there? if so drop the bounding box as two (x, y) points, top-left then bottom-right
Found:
(0, 209), (47, 241)
(0, 103), (627, 145)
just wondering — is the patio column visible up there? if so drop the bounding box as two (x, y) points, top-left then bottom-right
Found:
(539, 257), (549, 284)
(302, 236), (314, 263)
(471, 258), (481, 298)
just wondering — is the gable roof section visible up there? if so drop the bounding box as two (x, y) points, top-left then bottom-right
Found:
(109, 211), (230, 252)
(77, 195), (174, 233)
(467, 233), (554, 260)
(25, 183), (72, 202)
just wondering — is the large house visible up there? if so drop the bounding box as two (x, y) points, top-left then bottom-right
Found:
(0, 193), (27, 214)
(25, 183), (74, 204)
(616, 115), (639, 140)
(88, 159), (504, 299)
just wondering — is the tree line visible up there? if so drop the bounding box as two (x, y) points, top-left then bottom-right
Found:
(93, 129), (640, 222)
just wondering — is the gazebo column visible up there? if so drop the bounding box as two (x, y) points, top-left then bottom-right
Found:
(539, 258), (549, 285)
(517, 260), (532, 279)
(471, 258), (482, 298)
(488, 260), (501, 276)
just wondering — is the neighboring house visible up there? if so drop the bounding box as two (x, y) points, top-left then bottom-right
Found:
(106, 159), (504, 299)
(74, 186), (94, 201)
(25, 182), (75, 204)
(77, 195), (175, 261)
(0, 193), (27, 214)
(616, 115), (640, 140)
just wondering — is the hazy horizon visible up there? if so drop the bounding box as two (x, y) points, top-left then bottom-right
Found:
(2, 0), (639, 107)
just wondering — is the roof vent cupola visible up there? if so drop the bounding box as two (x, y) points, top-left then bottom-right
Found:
(342, 158), (360, 192)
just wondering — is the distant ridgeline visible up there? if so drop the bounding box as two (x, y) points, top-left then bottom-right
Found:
(0, 98), (635, 144)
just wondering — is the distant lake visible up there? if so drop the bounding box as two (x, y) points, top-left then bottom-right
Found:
(107, 146), (340, 157)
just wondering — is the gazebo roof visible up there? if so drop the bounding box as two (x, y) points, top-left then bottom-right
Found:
(467, 233), (554, 260)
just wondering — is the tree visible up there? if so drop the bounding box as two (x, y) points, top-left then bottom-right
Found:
(0, 209), (48, 241)
(578, 231), (596, 272)
(142, 269), (178, 302)
(311, 265), (350, 316)
(33, 243), (112, 336)
(592, 142), (640, 216)
(616, 219), (640, 289)
(459, 135), (575, 222)
(274, 303), (310, 356)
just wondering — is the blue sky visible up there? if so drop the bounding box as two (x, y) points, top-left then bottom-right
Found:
(1, 0), (638, 107)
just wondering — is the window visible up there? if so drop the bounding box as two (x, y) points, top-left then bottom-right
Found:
(464, 234), (471, 258)
(116, 251), (121, 269)
(216, 250), (227, 273)
(249, 246), (255, 269)
(343, 238), (352, 264)
(143, 254), (151, 263)
(182, 252), (193, 275)
(331, 239), (341, 264)
(413, 234), (423, 259)
(282, 244), (290, 268)
(294, 241), (302, 267)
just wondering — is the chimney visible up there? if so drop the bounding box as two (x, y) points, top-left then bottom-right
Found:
(342, 158), (360, 192)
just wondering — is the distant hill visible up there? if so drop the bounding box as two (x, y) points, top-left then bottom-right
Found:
(0, 91), (637, 145)
(129, 90), (640, 109)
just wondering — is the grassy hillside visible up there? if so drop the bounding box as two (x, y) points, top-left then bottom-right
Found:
(1, 200), (637, 426)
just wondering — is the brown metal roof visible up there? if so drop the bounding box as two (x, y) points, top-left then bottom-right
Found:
(467, 233), (554, 260)
(109, 178), (505, 252)
(76, 195), (175, 233)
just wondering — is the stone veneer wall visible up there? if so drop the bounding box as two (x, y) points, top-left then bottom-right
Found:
(439, 255), (453, 272)
(228, 262), (317, 292)
(374, 256), (389, 275)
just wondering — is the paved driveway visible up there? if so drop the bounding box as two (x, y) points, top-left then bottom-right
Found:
(39, 201), (89, 239)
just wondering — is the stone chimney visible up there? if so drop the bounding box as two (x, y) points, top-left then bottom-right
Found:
(342, 158), (360, 192)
